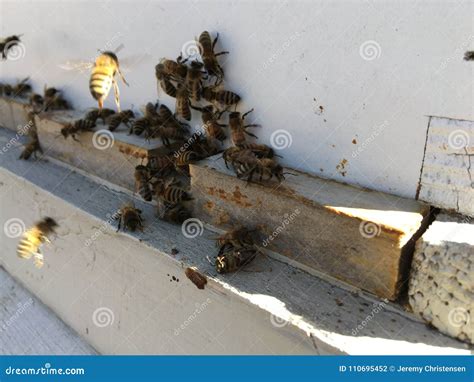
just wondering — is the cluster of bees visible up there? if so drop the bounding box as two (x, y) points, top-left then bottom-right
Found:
(5, 31), (287, 280)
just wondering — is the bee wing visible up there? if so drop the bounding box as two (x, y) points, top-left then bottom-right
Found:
(118, 53), (152, 73)
(58, 59), (94, 73)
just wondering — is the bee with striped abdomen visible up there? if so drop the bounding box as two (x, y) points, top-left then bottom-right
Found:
(134, 165), (153, 202)
(196, 105), (227, 142)
(130, 116), (152, 136)
(174, 150), (200, 167)
(158, 104), (189, 132)
(201, 86), (240, 109)
(89, 51), (129, 112)
(17, 217), (58, 268)
(153, 178), (193, 207)
(153, 126), (187, 146)
(116, 203), (143, 232)
(185, 61), (206, 102)
(229, 109), (260, 146)
(215, 245), (260, 274)
(11, 78), (32, 98)
(198, 31), (228, 84)
(146, 154), (175, 178)
(106, 109), (135, 131)
(61, 119), (95, 140)
(234, 157), (286, 183)
(85, 108), (116, 124)
(29, 93), (44, 111)
(175, 83), (191, 121)
(237, 142), (277, 159)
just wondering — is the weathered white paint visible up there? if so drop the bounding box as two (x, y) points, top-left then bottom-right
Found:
(0, 0), (472, 198)
(0, 127), (469, 354)
(0, 267), (97, 355)
(418, 116), (474, 216)
(409, 212), (473, 344)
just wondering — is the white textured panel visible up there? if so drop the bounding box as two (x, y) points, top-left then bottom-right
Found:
(418, 117), (474, 217)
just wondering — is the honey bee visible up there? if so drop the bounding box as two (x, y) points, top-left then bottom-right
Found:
(61, 119), (95, 140)
(201, 86), (240, 108)
(116, 203), (143, 232)
(153, 126), (188, 146)
(237, 143), (277, 159)
(229, 109), (260, 146)
(43, 87), (71, 111)
(10, 78), (32, 98)
(85, 108), (116, 124)
(234, 157), (286, 183)
(196, 105), (227, 142)
(134, 165), (153, 202)
(215, 227), (255, 249)
(146, 154), (175, 177)
(17, 217), (58, 268)
(464, 51), (474, 61)
(222, 146), (255, 169)
(106, 109), (135, 131)
(89, 51), (129, 112)
(185, 267), (207, 289)
(175, 83), (191, 121)
(198, 31), (229, 84)
(215, 245), (260, 274)
(130, 117), (152, 136)
(174, 150), (201, 167)
(155, 57), (187, 97)
(153, 178), (193, 206)
(185, 61), (206, 102)
(158, 104), (189, 132)
(0, 35), (23, 60)
(156, 201), (191, 224)
(29, 93), (44, 111)
(1, 84), (13, 96)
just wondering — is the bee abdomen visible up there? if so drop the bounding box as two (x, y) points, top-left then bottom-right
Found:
(163, 186), (192, 204)
(160, 79), (177, 98)
(132, 118), (150, 136)
(217, 90), (240, 105)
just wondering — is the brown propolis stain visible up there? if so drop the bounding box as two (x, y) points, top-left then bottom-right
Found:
(118, 143), (147, 159)
(207, 186), (252, 207)
(352, 138), (357, 144)
(204, 201), (215, 212)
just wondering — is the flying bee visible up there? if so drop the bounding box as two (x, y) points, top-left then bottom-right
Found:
(116, 203), (143, 232)
(214, 227), (255, 249)
(10, 77), (32, 98)
(198, 31), (229, 84)
(175, 83), (191, 121)
(229, 109), (260, 146)
(0, 35), (23, 60)
(156, 201), (191, 224)
(17, 217), (58, 268)
(89, 51), (129, 112)
(201, 86), (240, 108)
(185, 267), (207, 290)
(185, 61), (206, 102)
(153, 178), (193, 206)
(215, 245), (260, 274)
(106, 109), (135, 131)
(61, 119), (95, 140)
(134, 165), (153, 202)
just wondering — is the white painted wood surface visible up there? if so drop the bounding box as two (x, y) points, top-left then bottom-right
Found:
(0, 267), (97, 355)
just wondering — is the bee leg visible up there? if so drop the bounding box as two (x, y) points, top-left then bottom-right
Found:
(214, 51), (229, 57)
(242, 109), (254, 119)
(117, 67), (129, 86)
(112, 79), (121, 113)
(116, 216), (122, 232)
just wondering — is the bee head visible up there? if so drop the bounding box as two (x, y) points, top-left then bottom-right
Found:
(43, 217), (58, 228)
(101, 51), (119, 65)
